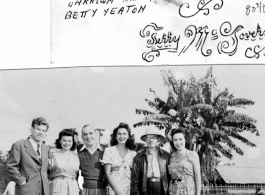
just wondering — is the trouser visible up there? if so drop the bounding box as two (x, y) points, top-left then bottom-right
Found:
(146, 180), (165, 195)
(82, 188), (106, 195)
(40, 178), (44, 195)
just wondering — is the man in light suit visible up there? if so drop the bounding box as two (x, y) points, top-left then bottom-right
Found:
(7, 117), (50, 195)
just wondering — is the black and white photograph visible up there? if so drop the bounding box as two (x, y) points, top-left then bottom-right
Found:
(0, 66), (264, 195)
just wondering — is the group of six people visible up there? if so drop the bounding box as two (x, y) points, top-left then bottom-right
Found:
(7, 117), (201, 195)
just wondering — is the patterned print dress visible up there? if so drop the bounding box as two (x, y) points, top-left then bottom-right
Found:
(168, 150), (195, 195)
(100, 146), (137, 195)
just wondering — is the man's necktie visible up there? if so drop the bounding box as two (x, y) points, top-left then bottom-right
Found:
(37, 143), (41, 161)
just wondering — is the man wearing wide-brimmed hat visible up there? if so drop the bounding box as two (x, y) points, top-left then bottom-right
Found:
(130, 128), (171, 195)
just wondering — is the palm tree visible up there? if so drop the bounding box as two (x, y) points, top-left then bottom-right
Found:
(96, 128), (110, 145)
(133, 67), (259, 184)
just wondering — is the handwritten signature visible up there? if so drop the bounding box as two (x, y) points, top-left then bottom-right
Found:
(140, 22), (265, 62)
(139, 23), (180, 62)
(179, 0), (223, 18)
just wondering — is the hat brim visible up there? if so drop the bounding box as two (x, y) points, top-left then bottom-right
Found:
(140, 133), (166, 142)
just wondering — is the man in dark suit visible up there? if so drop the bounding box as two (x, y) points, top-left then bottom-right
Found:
(7, 117), (50, 195)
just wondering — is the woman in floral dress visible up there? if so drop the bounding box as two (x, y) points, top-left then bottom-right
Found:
(101, 123), (137, 195)
(168, 128), (201, 195)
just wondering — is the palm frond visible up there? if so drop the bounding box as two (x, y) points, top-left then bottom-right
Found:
(202, 82), (214, 105)
(206, 66), (213, 78)
(213, 88), (229, 108)
(228, 98), (255, 108)
(145, 99), (160, 111)
(224, 110), (235, 117)
(160, 69), (178, 101)
(222, 126), (243, 133)
(191, 104), (216, 117)
(179, 107), (192, 122)
(215, 143), (233, 159)
(201, 128), (214, 143)
(225, 113), (257, 123)
(196, 86), (205, 104)
(135, 109), (155, 116)
(213, 148), (221, 158)
(186, 72), (199, 94)
(223, 122), (259, 136)
(142, 114), (172, 123)
(211, 129), (227, 139)
(154, 97), (166, 110)
(167, 69), (180, 95)
(183, 92), (194, 107)
(190, 127), (204, 137)
(189, 72), (196, 84)
(221, 136), (244, 155)
(213, 148), (222, 158)
(217, 101), (228, 114)
(133, 121), (165, 129)
(222, 127), (256, 147)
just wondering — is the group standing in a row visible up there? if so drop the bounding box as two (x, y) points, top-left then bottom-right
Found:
(7, 117), (201, 195)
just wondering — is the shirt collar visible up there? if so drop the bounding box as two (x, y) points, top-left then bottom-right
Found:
(145, 147), (159, 156)
(80, 143), (102, 152)
(29, 136), (42, 146)
(140, 147), (163, 156)
(29, 136), (42, 153)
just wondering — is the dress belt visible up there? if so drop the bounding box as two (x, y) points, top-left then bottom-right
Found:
(111, 166), (121, 172)
(52, 176), (75, 181)
(147, 177), (161, 182)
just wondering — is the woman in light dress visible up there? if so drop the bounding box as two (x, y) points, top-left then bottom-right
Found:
(101, 123), (137, 195)
(168, 128), (201, 195)
(49, 129), (80, 195)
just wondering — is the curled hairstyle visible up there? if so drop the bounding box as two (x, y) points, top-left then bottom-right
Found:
(31, 117), (49, 131)
(68, 128), (78, 136)
(110, 122), (136, 150)
(54, 129), (77, 151)
(169, 128), (188, 152)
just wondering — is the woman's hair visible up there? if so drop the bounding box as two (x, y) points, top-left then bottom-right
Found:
(110, 122), (137, 150)
(169, 127), (187, 152)
(54, 129), (77, 151)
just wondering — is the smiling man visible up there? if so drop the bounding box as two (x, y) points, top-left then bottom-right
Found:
(77, 124), (107, 195)
(131, 127), (171, 195)
(7, 117), (50, 195)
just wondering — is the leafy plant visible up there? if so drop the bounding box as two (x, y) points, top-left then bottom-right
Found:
(0, 151), (11, 191)
(133, 67), (259, 184)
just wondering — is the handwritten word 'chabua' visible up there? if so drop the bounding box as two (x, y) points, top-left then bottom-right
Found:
(140, 22), (265, 62)
(68, 0), (113, 6)
(65, 4), (146, 18)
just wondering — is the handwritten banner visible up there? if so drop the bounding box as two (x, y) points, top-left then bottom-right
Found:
(140, 21), (265, 62)
(51, 0), (265, 65)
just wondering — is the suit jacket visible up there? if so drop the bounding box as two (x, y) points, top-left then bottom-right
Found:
(7, 138), (49, 195)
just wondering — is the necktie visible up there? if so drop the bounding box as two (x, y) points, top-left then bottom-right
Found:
(37, 143), (41, 160)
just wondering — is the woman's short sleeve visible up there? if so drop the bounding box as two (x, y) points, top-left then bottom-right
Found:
(100, 147), (113, 165)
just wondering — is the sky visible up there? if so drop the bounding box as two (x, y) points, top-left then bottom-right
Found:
(0, 65), (264, 168)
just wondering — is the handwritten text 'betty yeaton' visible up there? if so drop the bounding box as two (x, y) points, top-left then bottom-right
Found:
(65, 0), (146, 18)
